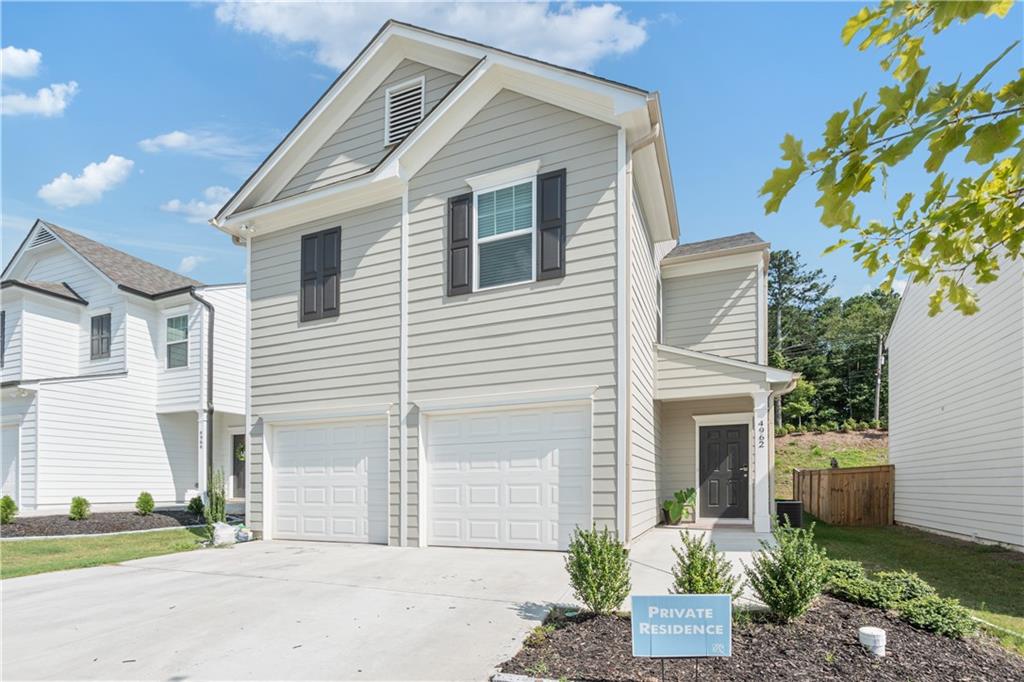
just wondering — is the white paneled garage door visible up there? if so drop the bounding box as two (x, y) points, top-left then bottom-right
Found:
(273, 419), (388, 543)
(427, 405), (591, 550)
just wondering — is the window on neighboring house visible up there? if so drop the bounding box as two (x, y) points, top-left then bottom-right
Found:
(90, 313), (111, 360)
(166, 314), (189, 369)
(474, 180), (536, 290)
(300, 227), (341, 322)
(384, 77), (425, 146)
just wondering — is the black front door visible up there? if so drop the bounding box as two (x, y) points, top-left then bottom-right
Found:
(699, 424), (749, 519)
(232, 434), (246, 498)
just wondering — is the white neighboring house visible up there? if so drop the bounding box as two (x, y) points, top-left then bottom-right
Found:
(887, 257), (1024, 551)
(211, 21), (796, 550)
(0, 220), (247, 512)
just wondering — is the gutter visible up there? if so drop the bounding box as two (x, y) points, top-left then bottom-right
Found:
(189, 287), (216, 493)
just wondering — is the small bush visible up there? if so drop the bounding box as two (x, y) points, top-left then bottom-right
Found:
(670, 531), (743, 599)
(206, 469), (227, 524)
(565, 526), (631, 615)
(869, 419), (882, 430)
(897, 594), (976, 638)
(827, 576), (895, 608)
(0, 495), (18, 524)
(745, 523), (828, 622)
(187, 496), (205, 517)
(822, 420), (839, 432)
(69, 496), (91, 520)
(135, 491), (155, 516)
(775, 426), (787, 438)
(876, 570), (936, 603)
(524, 623), (557, 647)
(824, 559), (866, 584)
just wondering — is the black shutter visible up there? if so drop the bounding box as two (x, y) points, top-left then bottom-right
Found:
(448, 193), (473, 296)
(90, 313), (111, 359)
(300, 233), (320, 321)
(320, 227), (341, 318)
(536, 168), (567, 281)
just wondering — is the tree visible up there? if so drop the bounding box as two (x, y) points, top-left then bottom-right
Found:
(783, 379), (816, 428)
(761, 0), (1023, 316)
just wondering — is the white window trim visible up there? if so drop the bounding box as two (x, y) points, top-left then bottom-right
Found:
(384, 76), (425, 146)
(472, 176), (537, 292)
(163, 310), (190, 370)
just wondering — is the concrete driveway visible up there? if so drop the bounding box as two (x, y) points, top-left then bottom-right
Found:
(1, 540), (570, 681)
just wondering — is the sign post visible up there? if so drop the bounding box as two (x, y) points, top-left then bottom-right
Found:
(631, 594), (732, 680)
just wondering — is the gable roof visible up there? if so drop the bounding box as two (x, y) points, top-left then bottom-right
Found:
(3, 220), (202, 298)
(1, 279), (88, 305)
(664, 232), (768, 261)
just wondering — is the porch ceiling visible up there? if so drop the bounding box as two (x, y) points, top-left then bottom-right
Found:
(655, 344), (796, 401)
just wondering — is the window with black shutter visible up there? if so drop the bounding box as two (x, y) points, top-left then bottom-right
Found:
(90, 313), (111, 360)
(300, 227), (341, 321)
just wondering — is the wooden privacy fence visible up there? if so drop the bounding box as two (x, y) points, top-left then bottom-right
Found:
(792, 464), (895, 526)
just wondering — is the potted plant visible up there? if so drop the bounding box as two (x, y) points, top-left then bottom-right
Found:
(661, 488), (696, 525)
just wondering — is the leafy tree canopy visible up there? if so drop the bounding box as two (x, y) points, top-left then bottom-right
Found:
(761, 0), (1022, 316)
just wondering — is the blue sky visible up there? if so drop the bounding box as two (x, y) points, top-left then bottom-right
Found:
(2, 2), (1019, 295)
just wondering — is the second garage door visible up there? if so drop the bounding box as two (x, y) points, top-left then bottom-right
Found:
(273, 419), (388, 543)
(426, 405), (591, 550)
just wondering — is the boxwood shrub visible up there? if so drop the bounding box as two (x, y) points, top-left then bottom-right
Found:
(565, 526), (631, 615)
(69, 496), (91, 521)
(135, 491), (155, 516)
(897, 594), (976, 638)
(0, 495), (18, 524)
(876, 570), (936, 603)
(824, 558), (866, 584)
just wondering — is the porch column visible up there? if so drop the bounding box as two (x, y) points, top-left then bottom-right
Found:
(197, 409), (209, 497)
(752, 391), (772, 533)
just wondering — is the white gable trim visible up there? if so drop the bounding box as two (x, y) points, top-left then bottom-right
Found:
(2, 220), (118, 293)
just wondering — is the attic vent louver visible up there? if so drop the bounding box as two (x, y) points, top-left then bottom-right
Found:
(384, 77), (425, 146)
(28, 227), (56, 249)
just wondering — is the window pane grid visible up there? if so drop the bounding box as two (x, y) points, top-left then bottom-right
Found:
(477, 182), (532, 239)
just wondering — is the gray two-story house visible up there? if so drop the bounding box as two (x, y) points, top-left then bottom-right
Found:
(211, 21), (795, 550)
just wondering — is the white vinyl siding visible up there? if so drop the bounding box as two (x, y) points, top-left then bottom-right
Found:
(19, 299), (80, 379)
(1, 392), (36, 508)
(887, 257), (1024, 549)
(202, 285), (247, 415)
(0, 304), (23, 382)
(277, 60), (461, 200)
(629, 188), (662, 538)
(656, 347), (767, 400)
(157, 304), (202, 409)
(408, 89), (620, 534)
(663, 266), (759, 362)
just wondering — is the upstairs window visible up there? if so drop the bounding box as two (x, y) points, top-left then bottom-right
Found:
(384, 77), (425, 146)
(166, 314), (189, 369)
(475, 180), (535, 290)
(90, 313), (111, 360)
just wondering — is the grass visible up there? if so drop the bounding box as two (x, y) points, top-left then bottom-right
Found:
(813, 521), (1024, 654)
(775, 435), (888, 499)
(1, 527), (209, 580)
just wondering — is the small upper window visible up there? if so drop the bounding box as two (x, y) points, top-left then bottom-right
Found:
(384, 77), (425, 146)
(90, 313), (111, 360)
(474, 180), (535, 290)
(166, 314), (189, 369)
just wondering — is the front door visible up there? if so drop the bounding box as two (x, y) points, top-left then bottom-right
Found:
(699, 424), (749, 519)
(232, 434), (246, 499)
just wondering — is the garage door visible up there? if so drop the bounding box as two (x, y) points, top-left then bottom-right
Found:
(427, 405), (591, 550)
(1, 425), (18, 504)
(273, 419), (387, 543)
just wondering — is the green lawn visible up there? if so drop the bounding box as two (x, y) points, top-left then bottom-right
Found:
(813, 522), (1024, 654)
(775, 434), (888, 499)
(1, 527), (209, 580)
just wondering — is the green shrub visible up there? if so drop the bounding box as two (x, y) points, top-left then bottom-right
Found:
(0, 495), (18, 524)
(564, 526), (631, 615)
(824, 558), (866, 584)
(187, 496), (205, 517)
(135, 491), (155, 516)
(670, 531), (743, 599)
(827, 576), (895, 608)
(745, 523), (828, 622)
(775, 426), (787, 438)
(822, 421), (839, 432)
(205, 469), (226, 524)
(784, 424), (796, 434)
(69, 496), (91, 520)
(876, 570), (936, 603)
(897, 594), (976, 638)
(869, 419), (882, 430)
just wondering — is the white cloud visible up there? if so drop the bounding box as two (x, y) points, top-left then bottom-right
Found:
(37, 154), (134, 208)
(160, 185), (233, 223)
(2, 81), (78, 117)
(138, 129), (260, 159)
(178, 255), (208, 274)
(214, 2), (647, 72)
(1, 46), (42, 78)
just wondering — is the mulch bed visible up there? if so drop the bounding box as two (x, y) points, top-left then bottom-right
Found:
(500, 596), (1024, 681)
(0, 509), (205, 538)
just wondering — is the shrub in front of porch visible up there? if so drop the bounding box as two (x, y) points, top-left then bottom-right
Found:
(745, 523), (828, 622)
(565, 526), (631, 615)
(670, 531), (743, 599)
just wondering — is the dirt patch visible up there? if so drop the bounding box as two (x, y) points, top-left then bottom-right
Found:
(777, 429), (888, 452)
(1, 509), (205, 538)
(500, 596), (1024, 681)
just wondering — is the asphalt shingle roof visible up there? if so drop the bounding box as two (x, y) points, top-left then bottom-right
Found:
(664, 232), (768, 260)
(40, 221), (202, 296)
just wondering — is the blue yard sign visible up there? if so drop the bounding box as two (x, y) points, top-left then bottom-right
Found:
(631, 595), (732, 658)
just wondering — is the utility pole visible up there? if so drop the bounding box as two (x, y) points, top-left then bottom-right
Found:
(873, 333), (884, 422)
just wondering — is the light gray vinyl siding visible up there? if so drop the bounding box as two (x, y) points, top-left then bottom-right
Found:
(201, 285), (246, 415)
(407, 89), (621, 533)
(887, 258), (1024, 549)
(663, 266), (758, 362)
(629, 188), (661, 538)
(3, 391), (37, 508)
(247, 200), (402, 534)
(276, 60), (462, 201)
(656, 347), (765, 400)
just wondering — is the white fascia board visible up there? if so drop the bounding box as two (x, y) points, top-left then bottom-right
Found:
(631, 144), (673, 242)
(656, 344), (795, 384)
